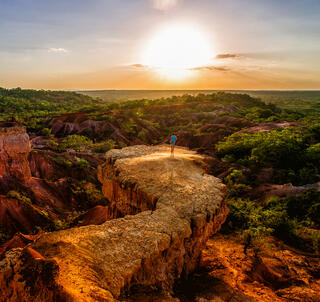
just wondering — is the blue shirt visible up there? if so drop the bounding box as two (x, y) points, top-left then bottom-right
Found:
(171, 135), (176, 143)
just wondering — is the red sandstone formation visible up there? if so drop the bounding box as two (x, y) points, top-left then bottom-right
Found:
(0, 122), (31, 181)
(0, 231), (44, 259)
(0, 195), (52, 238)
(0, 121), (107, 240)
(0, 145), (227, 302)
(75, 205), (113, 226)
(186, 234), (320, 302)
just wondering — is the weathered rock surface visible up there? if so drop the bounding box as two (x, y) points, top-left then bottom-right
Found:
(0, 122), (31, 181)
(179, 234), (320, 302)
(0, 124), (107, 238)
(0, 145), (227, 301)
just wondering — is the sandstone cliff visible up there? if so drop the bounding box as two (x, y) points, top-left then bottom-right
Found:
(0, 145), (227, 301)
(0, 122), (31, 181)
(0, 123), (107, 240)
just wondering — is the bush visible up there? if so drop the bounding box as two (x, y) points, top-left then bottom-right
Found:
(7, 190), (32, 205)
(60, 135), (92, 152)
(41, 127), (53, 138)
(92, 139), (115, 153)
(54, 219), (69, 230)
(54, 156), (73, 168)
(217, 129), (306, 169)
(71, 181), (104, 204)
(77, 158), (89, 168)
(40, 210), (49, 217)
(306, 143), (320, 162)
(284, 191), (320, 225)
(227, 191), (320, 252)
(224, 170), (252, 198)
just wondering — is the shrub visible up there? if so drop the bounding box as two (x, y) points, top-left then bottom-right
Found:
(54, 220), (69, 230)
(92, 139), (115, 153)
(137, 128), (148, 142)
(7, 190), (32, 205)
(306, 143), (320, 162)
(48, 139), (60, 151)
(54, 156), (73, 168)
(224, 170), (252, 198)
(217, 129), (306, 169)
(41, 127), (53, 138)
(40, 210), (49, 217)
(71, 181), (104, 204)
(227, 190), (320, 252)
(77, 158), (89, 168)
(60, 135), (92, 152)
(284, 191), (320, 225)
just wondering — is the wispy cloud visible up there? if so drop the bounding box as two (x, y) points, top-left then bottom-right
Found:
(190, 65), (230, 72)
(128, 63), (149, 69)
(150, 0), (181, 11)
(48, 48), (68, 53)
(215, 53), (241, 59)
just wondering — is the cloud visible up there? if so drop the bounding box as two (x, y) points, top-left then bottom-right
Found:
(150, 0), (181, 11)
(128, 64), (149, 69)
(48, 48), (68, 53)
(215, 53), (240, 59)
(190, 66), (230, 72)
(129, 64), (148, 68)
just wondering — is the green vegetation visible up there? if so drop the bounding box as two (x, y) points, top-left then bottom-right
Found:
(53, 156), (73, 168)
(78, 90), (320, 114)
(71, 181), (105, 208)
(54, 219), (70, 231)
(40, 210), (49, 217)
(217, 125), (320, 185)
(7, 190), (32, 206)
(1, 88), (319, 126)
(59, 135), (93, 152)
(1, 87), (320, 253)
(92, 139), (116, 153)
(225, 169), (320, 253)
(0, 228), (9, 244)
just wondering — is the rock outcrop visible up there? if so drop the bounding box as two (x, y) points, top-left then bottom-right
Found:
(0, 145), (227, 301)
(0, 122), (31, 181)
(0, 123), (107, 239)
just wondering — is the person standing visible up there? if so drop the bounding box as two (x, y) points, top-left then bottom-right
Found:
(170, 134), (177, 155)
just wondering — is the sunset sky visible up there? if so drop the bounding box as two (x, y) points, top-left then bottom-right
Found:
(1, 0), (320, 90)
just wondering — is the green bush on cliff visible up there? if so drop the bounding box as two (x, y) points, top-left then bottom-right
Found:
(7, 190), (32, 205)
(224, 170), (252, 198)
(60, 135), (93, 152)
(227, 190), (320, 253)
(92, 139), (115, 153)
(71, 181), (104, 205)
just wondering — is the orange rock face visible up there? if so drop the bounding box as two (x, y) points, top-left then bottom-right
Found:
(0, 145), (227, 302)
(0, 123), (31, 181)
(181, 234), (320, 302)
(0, 231), (44, 259)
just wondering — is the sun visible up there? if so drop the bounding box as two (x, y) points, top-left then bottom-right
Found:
(142, 24), (213, 80)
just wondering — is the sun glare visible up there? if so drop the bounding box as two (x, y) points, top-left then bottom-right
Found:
(142, 24), (213, 80)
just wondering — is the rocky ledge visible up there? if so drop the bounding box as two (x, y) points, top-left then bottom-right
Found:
(0, 145), (227, 302)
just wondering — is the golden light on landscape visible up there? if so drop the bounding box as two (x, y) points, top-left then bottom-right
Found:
(142, 24), (213, 80)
